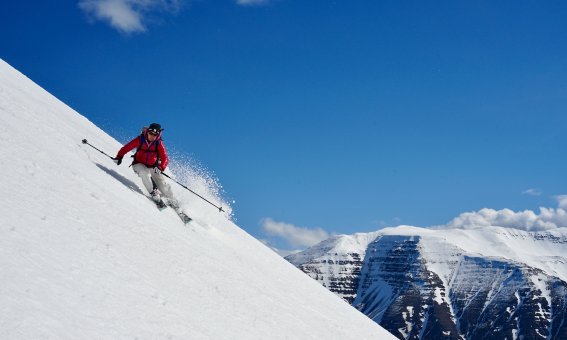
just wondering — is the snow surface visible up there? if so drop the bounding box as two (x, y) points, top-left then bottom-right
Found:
(321, 225), (567, 284)
(287, 231), (382, 267)
(293, 224), (567, 291)
(0, 59), (395, 339)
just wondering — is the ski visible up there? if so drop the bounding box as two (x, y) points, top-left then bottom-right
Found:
(175, 210), (192, 224)
(149, 196), (192, 224)
(149, 196), (167, 210)
(164, 199), (192, 224)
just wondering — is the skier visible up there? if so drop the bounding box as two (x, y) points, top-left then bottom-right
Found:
(113, 123), (178, 209)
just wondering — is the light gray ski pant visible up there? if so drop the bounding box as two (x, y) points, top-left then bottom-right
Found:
(132, 163), (177, 204)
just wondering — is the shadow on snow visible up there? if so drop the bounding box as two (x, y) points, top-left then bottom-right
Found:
(95, 163), (145, 196)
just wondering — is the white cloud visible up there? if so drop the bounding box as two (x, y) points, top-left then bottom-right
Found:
(261, 218), (331, 248)
(522, 188), (542, 196)
(79, 0), (183, 34)
(79, 0), (272, 32)
(236, 0), (271, 6)
(557, 195), (567, 210)
(442, 195), (567, 231)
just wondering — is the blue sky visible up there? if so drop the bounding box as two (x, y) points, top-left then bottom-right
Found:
(2, 0), (567, 253)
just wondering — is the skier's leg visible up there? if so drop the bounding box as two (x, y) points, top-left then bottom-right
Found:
(151, 172), (179, 207)
(132, 163), (154, 194)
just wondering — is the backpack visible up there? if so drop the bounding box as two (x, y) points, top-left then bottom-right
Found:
(131, 127), (162, 167)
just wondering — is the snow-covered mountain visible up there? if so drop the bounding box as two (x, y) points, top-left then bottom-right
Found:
(287, 225), (567, 339)
(0, 59), (395, 339)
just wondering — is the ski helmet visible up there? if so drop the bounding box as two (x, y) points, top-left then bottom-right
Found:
(147, 123), (162, 135)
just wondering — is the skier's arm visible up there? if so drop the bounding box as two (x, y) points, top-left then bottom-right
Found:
(115, 137), (140, 160)
(157, 142), (169, 171)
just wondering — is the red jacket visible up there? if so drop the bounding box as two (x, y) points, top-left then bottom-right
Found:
(116, 133), (169, 171)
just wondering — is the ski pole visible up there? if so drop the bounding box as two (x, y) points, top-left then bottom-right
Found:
(160, 172), (225, 213)
(82, 139), (116, 160)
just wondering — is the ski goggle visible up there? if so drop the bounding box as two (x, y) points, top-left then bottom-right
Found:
(147, 129), (159, 136)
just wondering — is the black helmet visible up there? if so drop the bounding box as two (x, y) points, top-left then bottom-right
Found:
(147, 123), (162, 134)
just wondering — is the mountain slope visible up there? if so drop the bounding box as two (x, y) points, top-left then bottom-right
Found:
(0, 59), (395, 339)
(287, 226), (567, 339)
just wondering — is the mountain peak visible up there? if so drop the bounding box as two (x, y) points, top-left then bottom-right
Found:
(288, 225), (567, 339)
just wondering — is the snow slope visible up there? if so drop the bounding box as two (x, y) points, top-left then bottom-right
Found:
(379, 225), (567, 283)
(0, 59), (395, 339)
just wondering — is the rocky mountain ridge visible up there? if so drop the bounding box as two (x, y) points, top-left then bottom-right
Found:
(287, 226), (567, 339)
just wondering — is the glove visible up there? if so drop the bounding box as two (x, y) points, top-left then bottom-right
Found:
(113, 157), (122, 165)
